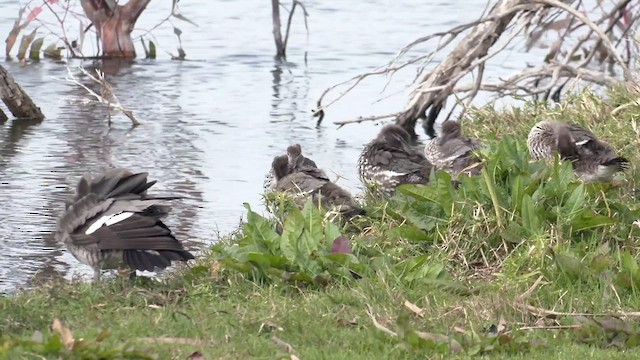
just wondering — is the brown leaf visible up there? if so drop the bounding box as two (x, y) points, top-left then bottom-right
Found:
(403, 300), (424, 318)
(51, 318), (74, 350)
(330, 236), (352, 254)
(186, 351), (205, 360)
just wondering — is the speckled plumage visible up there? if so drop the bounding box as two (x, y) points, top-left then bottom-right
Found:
(55, 168), (194, 281)
(423, 121), (483, 178)
(272, 155), (364, 218)
(358, 124), (433, 197)
(527, 120), (628, 182)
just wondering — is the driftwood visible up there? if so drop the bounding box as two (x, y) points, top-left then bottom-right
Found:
(0, 64), (44, 120)
(79, 0), (151, 59)
(316, 0), (638, 140)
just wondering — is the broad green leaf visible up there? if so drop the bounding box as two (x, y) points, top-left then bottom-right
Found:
(148, 40), (156, 59)
(562, 183), (584, 216)
(386, 224), (430, 242)
(324, 220), (342, 250)
(320, 253), (359, 266)
(401, 201), (446, 231)
(300, 200), (323, 255)
(246, 253), (289, 270)
(571, 213), (615, 232)
(280, 207), (305, 263)
(510, 174), (524, 213)
(242, 203), (280, 253)
(43, 43), (63, 59)
(521, 194), (542, 235)
(397, 184), (440, 204)
(554, 253), (590, 280)
(17, 28), (36, 60)
(28, 37), (44, 60)
(621, 251), (639, 275)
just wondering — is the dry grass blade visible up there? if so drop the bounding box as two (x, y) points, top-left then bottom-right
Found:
(366, 304), (397, 336)
(51, 318), (74, 350)
(138, 337), (205, 346)
(404, 300), (425, 318)
(516, 303), (640, 318)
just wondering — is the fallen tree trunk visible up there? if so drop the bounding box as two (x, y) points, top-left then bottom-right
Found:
(397, 0), (527, 139)
(80, 0), (151, 59)
(0, 64), (44, 120)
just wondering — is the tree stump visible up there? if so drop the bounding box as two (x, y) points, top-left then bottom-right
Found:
(80, 0), (152, 59)
(0, 64), (44, 120)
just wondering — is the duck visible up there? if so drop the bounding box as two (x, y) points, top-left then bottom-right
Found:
(358, 124), (433, 197)
(527, 120), (628, 182)
(287, 144), (318, 171)
(263, 144), (323, 192)
(272, 155), (365, 218)
(55, 168), (194, 281)
(423, 120), (483, 178)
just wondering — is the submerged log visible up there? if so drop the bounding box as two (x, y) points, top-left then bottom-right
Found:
(0, 64), (44, 120)
(80, 0), (151, 59)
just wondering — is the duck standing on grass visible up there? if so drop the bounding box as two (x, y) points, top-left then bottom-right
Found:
(272, 155), (365, 219)
(358, 124), (433, 197)
(423, 120), (483, 179)
(527, 120), (628, 182)
(55, 168), (194, 282)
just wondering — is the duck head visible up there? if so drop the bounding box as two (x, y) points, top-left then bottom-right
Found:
(271, 155), (291, 181)
(376, 124), (412, 148)
(287, 144), (303, 168)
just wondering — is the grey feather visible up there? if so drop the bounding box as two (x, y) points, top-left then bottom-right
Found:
(358, 124), (433, 197)
(55, 167), (194, 281)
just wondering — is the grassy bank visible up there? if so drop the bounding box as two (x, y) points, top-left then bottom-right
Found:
(4, 85), (640, 359)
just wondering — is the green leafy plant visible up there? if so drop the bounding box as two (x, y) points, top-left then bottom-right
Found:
(392, 136), (638, 267)
(212, 200), (362, 284)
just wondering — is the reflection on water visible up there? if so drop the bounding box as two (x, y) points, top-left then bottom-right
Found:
(0, 0), (544, 293)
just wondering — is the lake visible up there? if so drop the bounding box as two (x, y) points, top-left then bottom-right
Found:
(0, 0), (543, 293)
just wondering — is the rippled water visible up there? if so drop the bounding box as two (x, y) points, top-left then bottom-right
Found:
(0, 0), (542, 293)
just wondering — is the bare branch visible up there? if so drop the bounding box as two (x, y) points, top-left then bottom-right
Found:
(65, 67), (140, 126)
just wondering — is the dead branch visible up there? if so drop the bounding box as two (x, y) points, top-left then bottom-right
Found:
(272, 0), (310, 60)
(271, 0), (285, 58)
(316, 0), (639, 140)
(65, 66), (140, 126)
(0, 64), (44, 120)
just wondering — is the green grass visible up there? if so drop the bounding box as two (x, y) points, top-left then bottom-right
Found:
(4, 85), (640, 359)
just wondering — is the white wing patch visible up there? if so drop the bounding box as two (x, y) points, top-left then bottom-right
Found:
(575, 139), (589, 146)
(377, 169), (407, 178)
(85, 212), (135, 235)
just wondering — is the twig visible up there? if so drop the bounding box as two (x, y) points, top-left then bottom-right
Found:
(366, 304), (397, 337)
(64, 67), (140, 126)
(271, 335), (295, 353)
(334, 112), (401, 127)
(516, 303), (640, 318)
